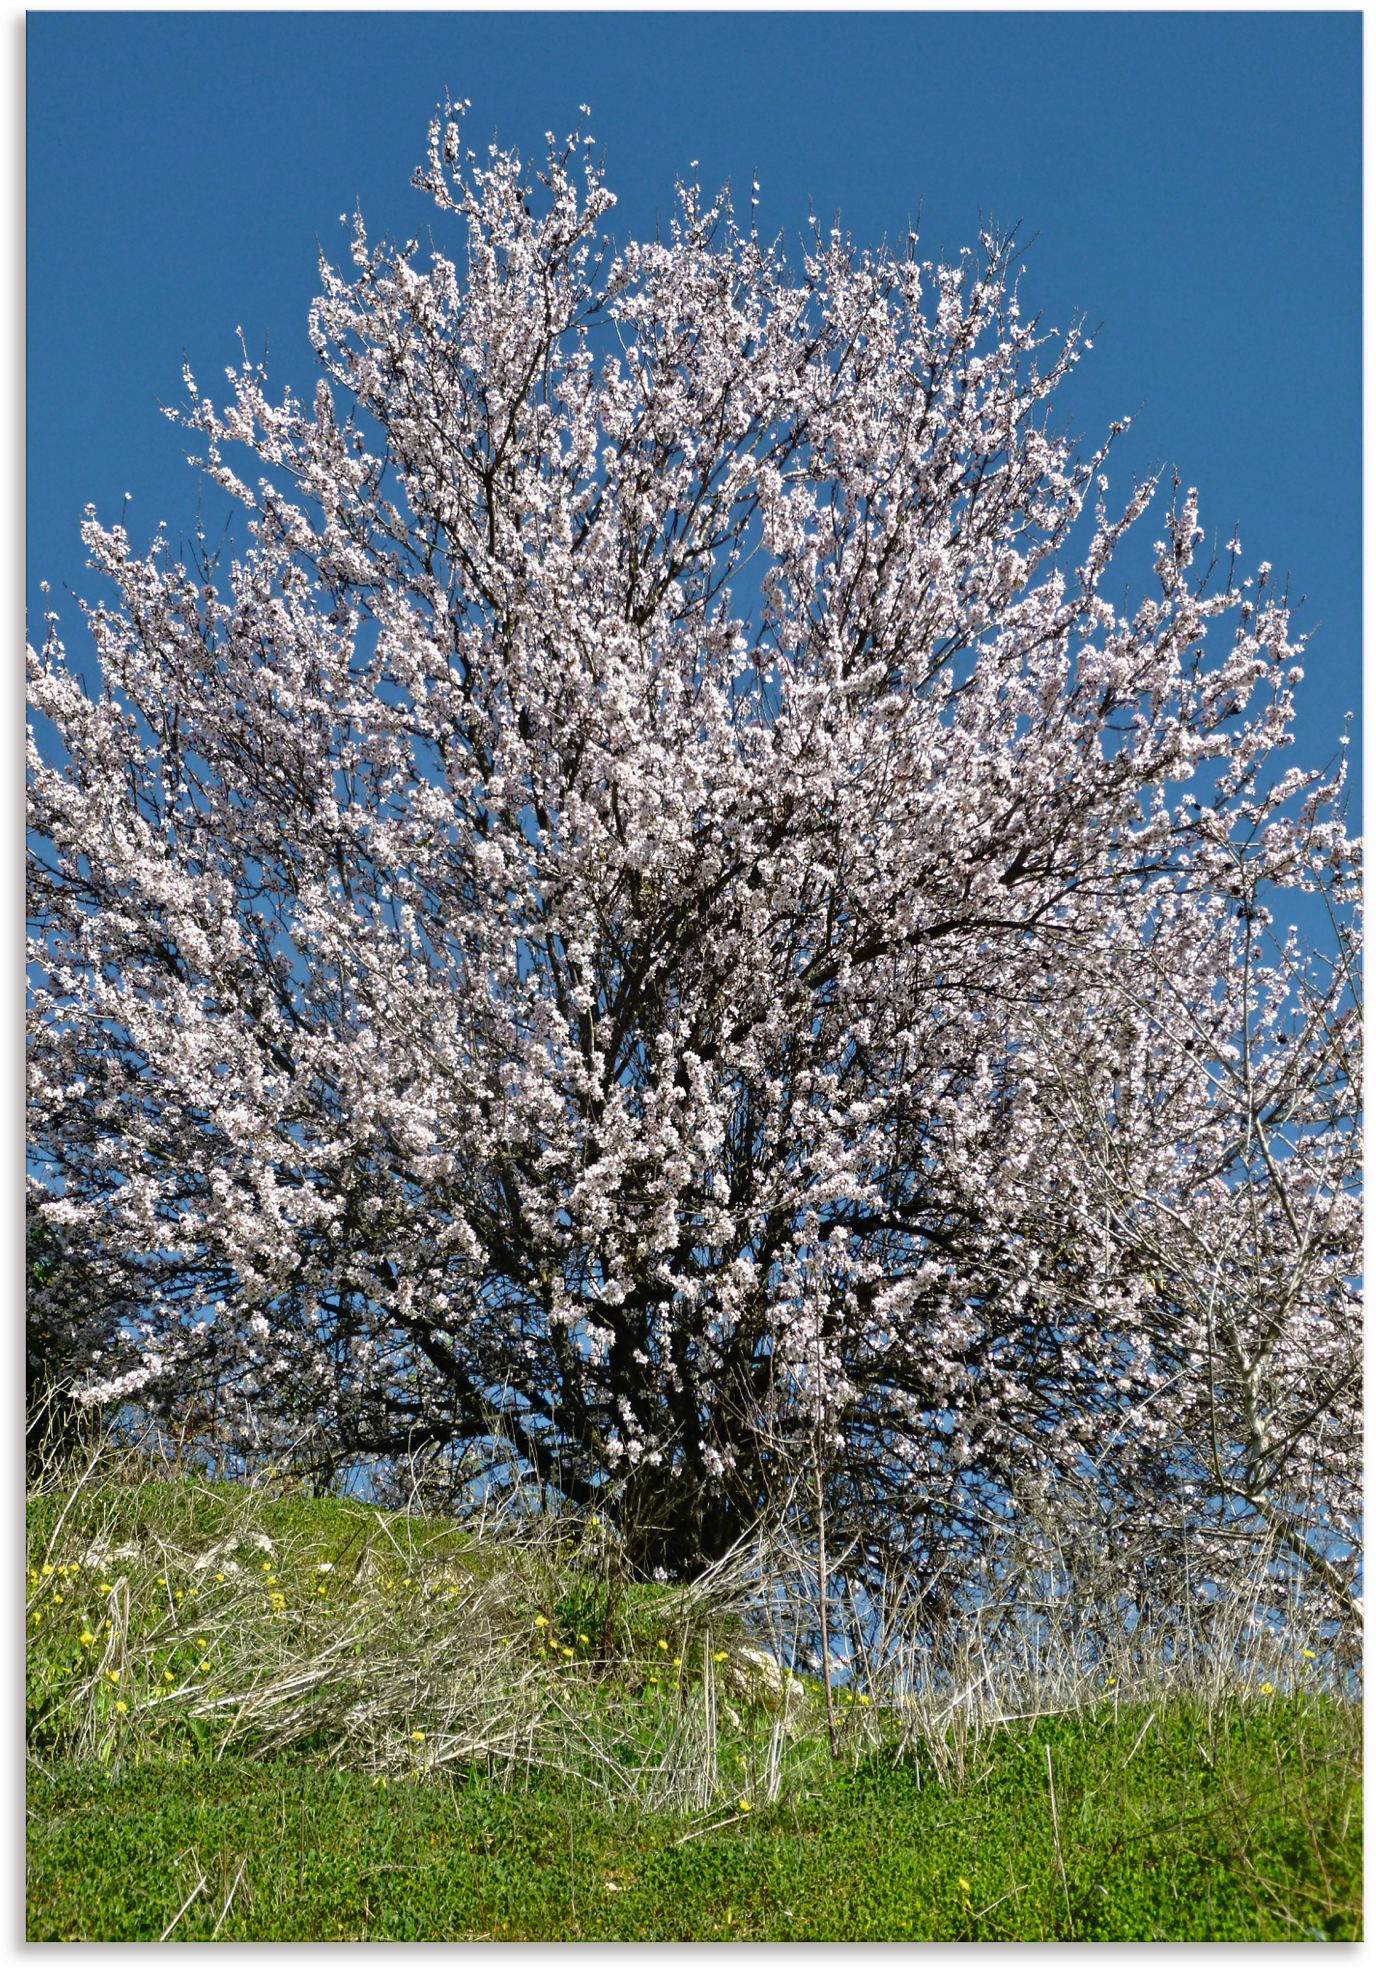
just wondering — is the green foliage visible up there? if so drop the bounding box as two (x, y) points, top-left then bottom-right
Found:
(28, 1696), (1361, 1941)
(26, 1467), (1362, 1941)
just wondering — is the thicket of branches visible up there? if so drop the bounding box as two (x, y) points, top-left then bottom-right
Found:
(28, 106), (1359, 1620)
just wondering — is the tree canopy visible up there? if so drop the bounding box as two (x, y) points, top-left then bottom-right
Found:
(28, 108), (1360, 1600)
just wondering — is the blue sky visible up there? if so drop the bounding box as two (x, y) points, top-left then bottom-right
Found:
(29, 9), (1361, 826)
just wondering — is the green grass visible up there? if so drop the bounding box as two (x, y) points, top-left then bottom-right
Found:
(28, 1698), (1360, 1941)
(26, 1460), (1362, 1941)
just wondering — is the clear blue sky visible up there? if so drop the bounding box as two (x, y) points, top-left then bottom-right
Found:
(28, 10), (1361, 823)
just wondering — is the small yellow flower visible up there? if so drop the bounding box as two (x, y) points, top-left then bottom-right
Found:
(714, 1650), (728, 1663)
(198, 1660), (211, 1672)
(858, 1692), (870, 1705)
(41, 1564), (54, 1578)
(268, 1592), (286, 1610)
(53, 1593), (63, 1605)
(561, 1645), (574, 1658)
(958, 1877), (972, 1896)
(578, 1633), (590, 1645)
(78, 1629), (95, 1646)
(317, 1584), (328, 1596)
(657, 1638), (668, 1652)
(197, 1636), (209, 1648)
(164, 1670), (175, 1684)
(1104, 1677), (1117, 1689)
(262, 1562), (273, 1574)
(1302, 1649), (1316, 1660)
(30, 1612), (42, 1626)
(114, 1699), (128, 1714)
(106, 1670), (120, 1685)
(447, 1585), (459, 1598)
(411, 1729), (425, 1742)
(1259, 1681), (1276, 1695)
(99, 1582), (113, 1594)
(216, 1572), (226, 1583)
(534, 1614), (548, 1628)
(737, 1798), (751, 1812)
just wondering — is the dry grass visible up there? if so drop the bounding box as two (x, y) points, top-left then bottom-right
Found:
(26, 1418), (1360, 1818)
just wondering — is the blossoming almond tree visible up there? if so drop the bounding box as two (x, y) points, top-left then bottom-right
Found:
(1047, 877), (1362, 1613)
(28, 107), (1360, 1589)
(1013, 879), (1361, 1631)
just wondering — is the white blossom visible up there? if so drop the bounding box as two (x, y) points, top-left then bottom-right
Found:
(27, 107), (1360, 1596)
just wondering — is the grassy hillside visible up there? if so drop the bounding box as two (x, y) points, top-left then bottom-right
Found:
(26, 1457), (1361, 1942)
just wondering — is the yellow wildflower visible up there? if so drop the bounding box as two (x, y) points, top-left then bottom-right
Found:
(1259, 1681), (1276, 1695)
(411, 1729), (425, 1742)
(657, 1638), (668, 1651)
(714, 1650), (728, 1663)
(958, 1877), (972, 1895)
(114, 1700), (128, 1714)
(737, 1798), (751, 1812)
(164, 1670), (175, 1684)
(1302, 1649), (1317, 1660)
(78, 1629), (95, 1646)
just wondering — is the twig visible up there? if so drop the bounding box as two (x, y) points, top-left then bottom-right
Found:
(1121, 1709), (1157, 1768)
(1044, 1742), (1073, 1937)
(974, 1881), (1028, 1920)
(209, 1857), (247, 1939)
(671, 1811), (748, 1846)
(159, 1852), (208, 1941)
